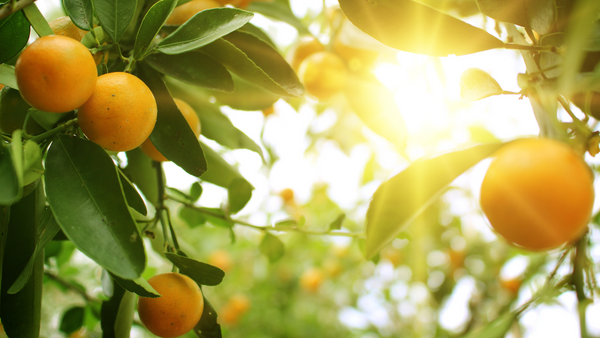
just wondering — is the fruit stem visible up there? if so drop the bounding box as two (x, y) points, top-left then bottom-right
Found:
(557, 96), (592, 138)
(503, 43), (556, 53)
(573, 234), (590, 338)
(29, 118), (78, 144)
(154, 161), (171, 252)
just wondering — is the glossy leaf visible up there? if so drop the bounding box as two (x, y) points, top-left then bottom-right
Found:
(365, 143), (505, 259)
(133, 0), (178, 59)
(110, 272), (161, 298)
(200, 141), (253, 191)
(59, 306), (85, 335)
(45, 135), (146, 279)
(238, 23), (275, 47)
(190, 182), (203, 201)
(1, 187), (44, 338)
(0, 11), (30, 64)
(22, 3), (55, 37)
(260, 233), (285, 263)
(165, 252), (225, 286)
(29, 109), (72, 131)
(345, 75), (407, 151)
(193, 296), (222, 338)
(0, 64), (18, 89)
(202, 31), (303, 97)
(247, 0), (309, 35)
(209, 73), (280, 111)
(145, 52), (234, 92)
(118, 170), (147, 216)
(92, 0), (137, 42)
(0, 145), (21, 205)
(338, 0), (504, 56)
(227, 178), (253, 214)
(167, 79), (265, 158)
(460, 310), (519, 338)
(156, 8), (253, 54)
(8, 208), (60, 294)
(460, 68), (504, 101)
(179, 207), (208, 228)
(100, 281), (136, 338)
(125, 148), (160, 206)
(80, 26), (111, 48)
(138, 64), (208, 177)
(63, 0), (94, 31)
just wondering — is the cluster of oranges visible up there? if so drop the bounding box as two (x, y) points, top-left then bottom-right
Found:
(11, 16), (201, 162)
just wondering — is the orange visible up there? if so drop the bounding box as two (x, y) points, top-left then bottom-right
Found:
(287, 37), (325, 71)
(500, 278), (522, 295)
(299, 267), (324, 293)
(480, 138), (594, 251)
(78, 72), (157, 152)
(140, 98), (201, 161)
(219, 294), (250, 326)
(15, 35), (97, 113)
(279, 188), (294, 204)
(166, 0), (220, 25)
(49, 16), (108, 65)
(49, 16), (87, 41)
(138, 273), (204, 338)
(207, 249), (232, 273)
(298, 51), (348, 101)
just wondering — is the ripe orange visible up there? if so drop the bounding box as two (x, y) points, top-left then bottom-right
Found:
(166, 0), (220, 25)
(207, 249), (232, 273)
(140, 98), (201, 162)
(300, 267), (324, 293)
(15, 35), (97, 113)
(219, 294), (250, 326)
(49, 16), (87, 41)
(138, 273), (204, 338)
(78, 72), (157, 152)
(480, 138), (594, 251)
(287, 37), (325, 71)
(298, 51), (348, 101)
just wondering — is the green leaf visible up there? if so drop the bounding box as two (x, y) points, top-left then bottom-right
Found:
(109, 272), (161, 298)
(137, 64), (208, 177)
(167, 79), (266, 158)
(29, 109), (72, 131)
(8, 207), (60, 294)
(0, 145), (21, 206)
(22, 3), (54, 37)
(227, 177), (253, 214)
(365, 143), (505, 259)
(165, 252), (225, 286)
(22, 140), (43, 186)
(80, 26), (111, 48)
(0, 11), (30, 64)
(125, 148), (160, 207)
(329, 214), (345, 231)
(338, 0), (504, 56)
(63, 0), (94, 31)
(238, 23), (275, 47)
(156, 7), (253, 54)
(134, 0), (178, 60)
(247, 0), (309, 35)
(477, 0), (556, 34)
(200, 141), (253, 191)
(0, 64), (18, 89)
(118, 169), (147, 216)
(92, 0), (137, 42)
(0, 88), (46, 135)
(190, 182), (203, 201)
(209, 73), (280, 111)
(345, 75), (407, 151)
(202, 31), (303, 97)
(460, 310), (519, 338)
(193, 296), (222, 338)
(144, 52), (234, 92)
(460, 68), (504, 102)
(100, 281), (136, 338)
(179, 206), (208, 228)
(45, 135), (146, 279)
(59, 306), (85, 335)
(1, 186), (44, 338)
(260, 233), (284, 263)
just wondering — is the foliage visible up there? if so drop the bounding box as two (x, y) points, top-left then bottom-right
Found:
(0, 0), (600, 337)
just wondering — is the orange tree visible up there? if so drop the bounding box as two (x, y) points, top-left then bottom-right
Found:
(1, 0), (600, 337)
